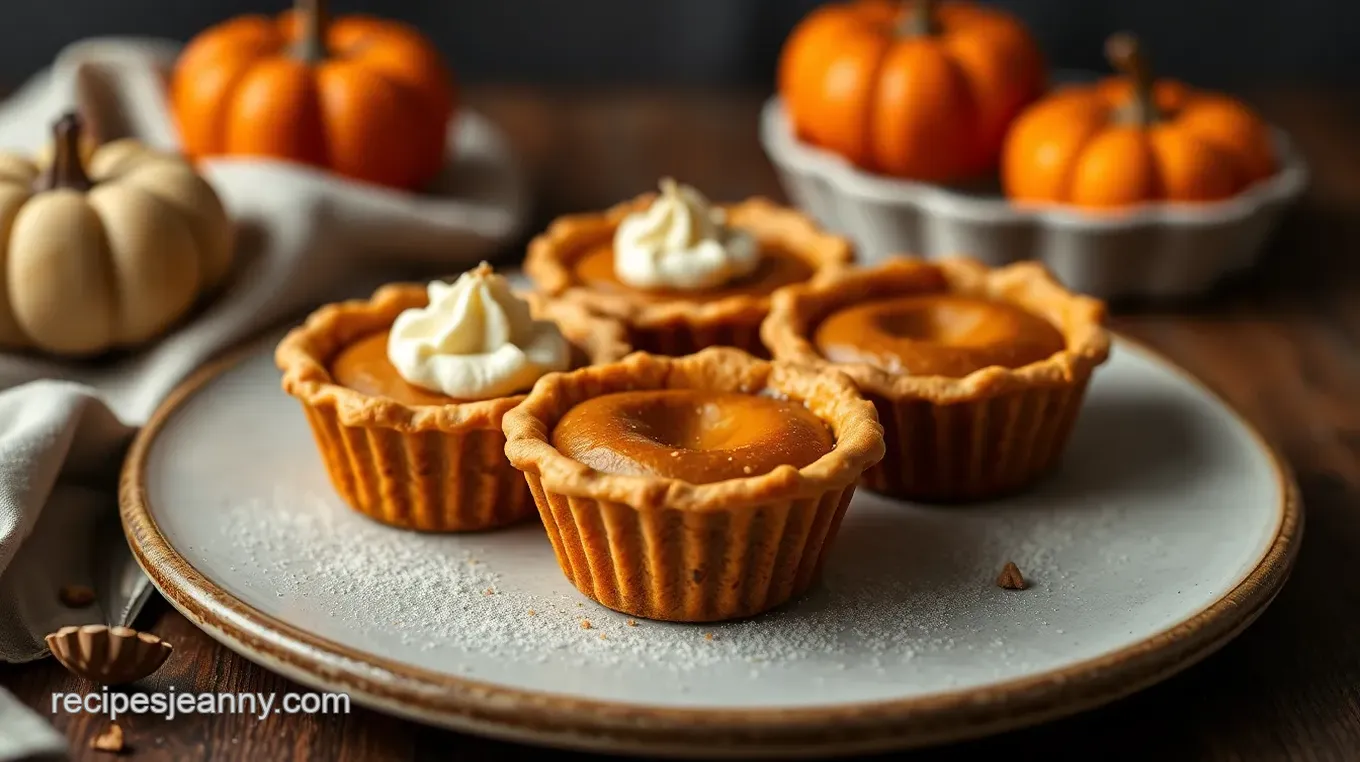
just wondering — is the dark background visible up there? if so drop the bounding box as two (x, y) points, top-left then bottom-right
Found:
(4, 0), (1360, 90)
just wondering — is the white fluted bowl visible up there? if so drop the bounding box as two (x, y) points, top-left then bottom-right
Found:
(759, 96), (1308, 300)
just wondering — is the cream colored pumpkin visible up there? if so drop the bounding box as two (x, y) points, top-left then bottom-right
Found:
(0, 113), (234, 356)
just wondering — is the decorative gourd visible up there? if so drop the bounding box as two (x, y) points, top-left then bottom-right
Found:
(170, 0), (456, 191)
(0, 113), (234, 357)
(1002, 33), (1277, 208)
(778, 0), (1045, 183)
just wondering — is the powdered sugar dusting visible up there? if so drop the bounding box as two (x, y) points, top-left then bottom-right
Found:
(218, 483), (1131, 680)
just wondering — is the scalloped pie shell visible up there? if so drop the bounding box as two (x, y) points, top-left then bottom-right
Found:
(761, 257), (1111, 502)
(502, 347), (885, 622)
(275, 283), (631, 532)
(524, 194), (852, 357)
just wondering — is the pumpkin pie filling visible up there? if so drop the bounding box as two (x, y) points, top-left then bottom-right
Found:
(813, 294), (1067, 378)
(551, 389), (834, 484)
(328, 331), (468, 407)
(571, 242), (817, 304)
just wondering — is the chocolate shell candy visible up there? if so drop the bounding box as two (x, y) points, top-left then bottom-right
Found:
(45, 624), (172, 685)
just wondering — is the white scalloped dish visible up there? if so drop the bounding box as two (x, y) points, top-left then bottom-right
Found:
(759, 97), (1308, 300)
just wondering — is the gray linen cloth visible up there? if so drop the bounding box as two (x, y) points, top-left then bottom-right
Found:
(0, 37), (527, 759)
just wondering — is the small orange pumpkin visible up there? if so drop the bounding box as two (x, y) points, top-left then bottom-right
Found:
(171, 0), (455, 191)
(1002, 33), (1276, 208)
(778, 0), (1045, 183)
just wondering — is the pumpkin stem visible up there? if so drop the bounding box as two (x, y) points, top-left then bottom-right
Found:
(294, 0), (329, 63)
(896, 0), (939, 37)
(35, 112), (93, 193)
(1106, 32), (1160, 126)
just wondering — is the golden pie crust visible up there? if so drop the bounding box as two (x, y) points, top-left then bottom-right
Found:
(275, 282), (630, 532)
(524, 193), (852, 357)
(501, 347), (885, 622)
(761, 257), (1111, 502)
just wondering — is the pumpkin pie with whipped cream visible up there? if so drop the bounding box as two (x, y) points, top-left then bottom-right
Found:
(762, 257), (1110, 502)
(275, 263), (630, 532)
(525, 178), (852, 357)
(502, 347), (884, 621)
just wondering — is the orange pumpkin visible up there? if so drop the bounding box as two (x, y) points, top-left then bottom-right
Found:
(778, 0), (1045, 183)
(171, 0), (455, 191)
(1002, 34), (1276, 208)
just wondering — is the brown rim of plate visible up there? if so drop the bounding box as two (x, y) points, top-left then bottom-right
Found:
(119, 331), (1303, 759)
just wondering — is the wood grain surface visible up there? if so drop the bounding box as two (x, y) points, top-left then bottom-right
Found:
(4, 86), (1360, 761)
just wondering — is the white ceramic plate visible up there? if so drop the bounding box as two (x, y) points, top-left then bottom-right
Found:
(121, 333), (1300, 758)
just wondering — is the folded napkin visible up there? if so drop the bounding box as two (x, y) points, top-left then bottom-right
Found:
(0, 37), (528, 759)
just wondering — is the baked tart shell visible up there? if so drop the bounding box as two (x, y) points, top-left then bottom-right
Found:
(275, 283), (631, 532)
(501, 347), (885, 622)
(762, 257), (1111, 502)
(524, 194), (852, 357)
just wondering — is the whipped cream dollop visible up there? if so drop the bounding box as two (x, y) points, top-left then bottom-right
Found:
(613, 178), (759, 291)
(387, 264), (570, 400)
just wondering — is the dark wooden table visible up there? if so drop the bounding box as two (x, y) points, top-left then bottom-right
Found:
(5, 86), (1360, 761)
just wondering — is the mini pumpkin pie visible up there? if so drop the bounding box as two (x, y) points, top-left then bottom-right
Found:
(502, 347), (885, 622)
(762, 257), (1110, 502)
(525, 178), (852, 358)
(275, 263), (630, 532)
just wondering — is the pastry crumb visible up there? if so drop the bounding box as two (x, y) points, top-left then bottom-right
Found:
(484, 588), (495, 596)
(997, 561), (1027, 590)
(91, 723), (124, 753)
(705, 633), (714, 641)
(581, 619), (592, 629)
(599, 633), (607, 640)
(527, 609), (536, 616)
(626, 619), (638, 627)
(59, 584), (96, 608)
